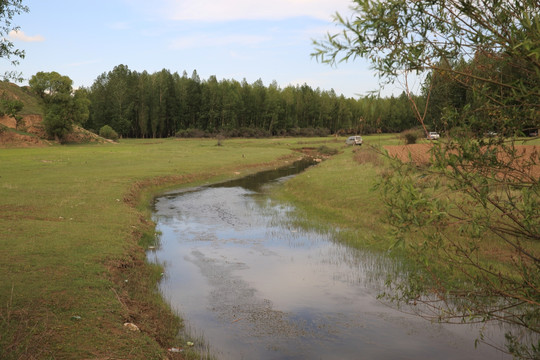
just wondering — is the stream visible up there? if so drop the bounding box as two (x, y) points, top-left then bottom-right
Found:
(148, 160), (509, 359)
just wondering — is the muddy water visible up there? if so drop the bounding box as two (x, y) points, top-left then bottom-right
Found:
(149, 161), (508, 359)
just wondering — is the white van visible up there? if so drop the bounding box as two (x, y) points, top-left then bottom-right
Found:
(345, 136), (363, 145)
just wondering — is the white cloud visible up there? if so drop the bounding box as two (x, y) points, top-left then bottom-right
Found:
(9, 30), (45, 42)
(162, 0), (352, 21)
(170, 33), (270, 49)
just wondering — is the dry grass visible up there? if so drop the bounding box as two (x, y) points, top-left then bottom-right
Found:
(384, 143), (540, 177)
(352, 146), (384, 166)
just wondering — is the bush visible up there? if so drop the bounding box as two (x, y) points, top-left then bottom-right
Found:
(99, 125), (119, 141)
(401, 129), (422, 144)
(43, 106), (73, 142)
(404, 133), (417, 144)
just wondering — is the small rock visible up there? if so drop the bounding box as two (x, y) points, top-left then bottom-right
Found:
(123, 322), (140, 332)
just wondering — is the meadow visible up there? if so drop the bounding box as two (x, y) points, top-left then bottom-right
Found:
(0, 137), (320, 359)
(1, 133), (536, 358)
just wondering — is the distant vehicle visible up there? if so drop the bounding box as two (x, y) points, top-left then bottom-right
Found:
(427, 132), (440, 140)
(345, 135), (363, 146)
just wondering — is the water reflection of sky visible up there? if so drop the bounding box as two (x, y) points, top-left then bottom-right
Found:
(150, 180), (509, 360)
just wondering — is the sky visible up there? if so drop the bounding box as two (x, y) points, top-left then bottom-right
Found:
(5, 0), (414, 98)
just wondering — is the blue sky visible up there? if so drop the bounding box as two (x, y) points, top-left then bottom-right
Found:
(7, 0), (412, 98)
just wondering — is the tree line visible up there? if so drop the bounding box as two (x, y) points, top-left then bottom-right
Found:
(83, 64), (422, 138)
(26, 55), (536, 141)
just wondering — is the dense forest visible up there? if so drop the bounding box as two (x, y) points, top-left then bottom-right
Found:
(24, 52), (537, 140)
(83, 64), (424, 138)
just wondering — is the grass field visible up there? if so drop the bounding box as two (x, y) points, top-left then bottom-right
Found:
(2, 133), (536, 358)
(1, 137), (345, 359)
(276, 144), (390, 249)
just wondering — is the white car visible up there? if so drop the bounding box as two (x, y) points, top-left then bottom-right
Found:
(427, 132), (440, 140)
(345, 135), (363, 145)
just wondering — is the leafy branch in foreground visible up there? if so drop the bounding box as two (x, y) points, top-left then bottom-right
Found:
(376, 140), (539, 358)
(314, 0), (539, 357)
(0, 1), (29, 82)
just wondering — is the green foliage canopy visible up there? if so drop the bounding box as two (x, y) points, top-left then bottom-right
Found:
(98, 124), (118, 141)
(29, 71), (90, 141)
(85, 65), (425, 138)
(314, 0), (539, 357)
(0, 91), (23, 128)
(313, 0), (540, 134)
(0, 0), (29, 82)
(28, 71), (73, 100)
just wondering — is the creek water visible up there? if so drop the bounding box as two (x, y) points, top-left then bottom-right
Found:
(149, 161), (508, 359)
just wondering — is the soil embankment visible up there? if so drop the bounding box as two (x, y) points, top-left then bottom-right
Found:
(0, 114), (112, 147)
(0, 114), (49, 147)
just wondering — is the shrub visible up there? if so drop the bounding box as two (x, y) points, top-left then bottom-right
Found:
(402, 129), (422, 144)
(99, 125), (119, 141)
(404, 133), (417, 144)
(43, 106), (73, 142)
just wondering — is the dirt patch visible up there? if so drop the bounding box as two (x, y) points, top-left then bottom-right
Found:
(0, 114), (47, 137)
(384, 143), (540, 178)
(0, 114), (112, 147)
(0, 131), (49, 147)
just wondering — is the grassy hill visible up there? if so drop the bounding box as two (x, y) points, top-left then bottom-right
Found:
(0, 81), (44, 115)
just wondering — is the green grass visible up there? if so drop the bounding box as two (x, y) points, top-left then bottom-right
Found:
(0, 82), (44, 115)
(0, 138), (303, 359)
(275, 135), (396, 250)
(279, 134), (540, 292)
(1, 133), (537, 358)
